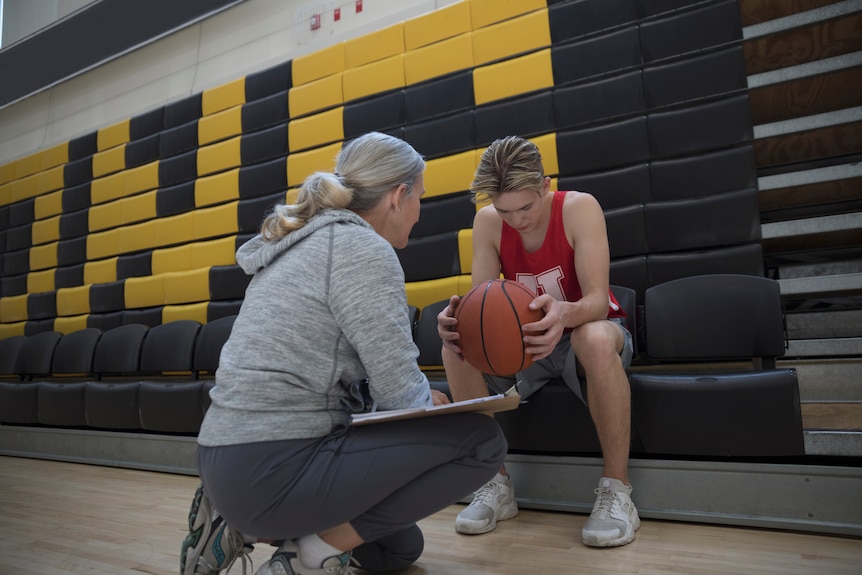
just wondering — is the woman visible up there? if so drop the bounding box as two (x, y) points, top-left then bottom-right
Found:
(181, 132), (508, 575)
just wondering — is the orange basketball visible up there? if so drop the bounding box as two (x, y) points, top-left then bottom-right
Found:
(454, 279), (544, 376)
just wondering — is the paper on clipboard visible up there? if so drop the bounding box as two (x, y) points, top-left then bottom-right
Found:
(350, 389), (521, 426)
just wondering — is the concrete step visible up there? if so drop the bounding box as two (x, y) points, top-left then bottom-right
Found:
(784, 336), (862, 358)
(804, 430), (862, 457)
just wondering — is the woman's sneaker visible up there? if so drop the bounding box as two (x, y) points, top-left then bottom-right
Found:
(581, 477), (640, 547)
(254, 540), (352, 575)
(181, 484), (254, 574)
(454, 472), (519, 535)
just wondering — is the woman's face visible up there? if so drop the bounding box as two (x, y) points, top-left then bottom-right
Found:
(388, 173), (425, 249)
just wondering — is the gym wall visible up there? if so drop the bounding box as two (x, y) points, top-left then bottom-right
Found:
(0, 0), (761, 337)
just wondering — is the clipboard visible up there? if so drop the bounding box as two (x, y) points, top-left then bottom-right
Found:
(351, 388), (521, 426)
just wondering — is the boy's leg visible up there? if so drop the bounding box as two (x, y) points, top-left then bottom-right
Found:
(569, 319), (640, 547)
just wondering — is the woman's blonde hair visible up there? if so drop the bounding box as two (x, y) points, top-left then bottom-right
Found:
(470, 136), (545, 204)
(261, 132), (424, 240)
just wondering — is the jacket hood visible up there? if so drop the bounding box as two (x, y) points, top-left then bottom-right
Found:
(235, 209), (373, 274)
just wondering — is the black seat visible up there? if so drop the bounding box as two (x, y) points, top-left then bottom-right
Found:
(15, 331), (62, 379)
(0, 333), (36, 424)
(0, 335), (26, 379)
(630, 274), (804, 457)
(80, 324), (149, 430)
(138, 320), (205, 434)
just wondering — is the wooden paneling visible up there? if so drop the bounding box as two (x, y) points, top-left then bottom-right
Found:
(739, 0), (842, 27)
(753, 120), (862, 168)
(744, 11), (862, 75)
(802, 402), (862, 430)
(760, 174), (862, 216)
(749, 65), (862, 125)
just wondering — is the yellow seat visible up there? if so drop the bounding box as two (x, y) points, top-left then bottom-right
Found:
(192, 236), (237, 268)
(98, 119), (130, 151)
(54, 314), (88, 334)
(0, 321), (26, 338)
(123, 162), (159, 196)
(198, 106), (243, 146)
(27, 269), (56, 294)
(87, 228), (122, 260)
(289, 73), (343, 119)
(56, 285), (91, 317)
(9, 174), (37, 203)
(195, 168), (240, 208)
(404, 1), (471, 50)
(91, 171), (126, 205)
(155, 211), (196, 248)
(120, 190), (157, 225)
(152, 244), (193, 275)
(287, 142), (341, 188)
(0, 162), (15, 187)
(203, 77), (246, 116)
(31, 216), (60, 246)
(472, 9), (550, 66)
(163, 302), (209, 324)
(124, 274), (166, 309)
(293, 43), (345, 86)
(89, 200), (122, 232)
(470, 0), (546, 29)
(197, 136), (241, 177)
(405, 275), (467, 312)
(119, 220), (156, 254)
(194, 202), (239, 240)
(164, 268), (210, 305)
(424, 151), (478, 199)
(29, 241), (58, 272)
(458, 228), (473, 275)
(35, 165), (65, 195)
(404, 33), (474, 86)
(93, 145), (127, 178)
(34, 189), (63, 220)
(531, 132), (559, 177)
(288, 108), (344, 153)
(0, 294), (28, 323)
(345, 22), (405, 68)
(39, 143), (68, 172)
(342, 54), (405, 102)
(84, 257), (118, 285)
(473, 48), (554, 106)
(15, 153), (41, 180)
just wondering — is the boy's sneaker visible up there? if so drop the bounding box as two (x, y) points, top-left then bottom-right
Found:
(454, 473), (519, 535)
(254, 540), (352, 575)
(181, 484), (254, 574)
(581, 477), (640, 547)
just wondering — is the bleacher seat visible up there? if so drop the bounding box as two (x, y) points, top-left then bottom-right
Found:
(630, 274), (804, 457)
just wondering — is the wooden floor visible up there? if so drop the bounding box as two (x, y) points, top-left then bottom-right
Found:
(0, 456), (860, 575)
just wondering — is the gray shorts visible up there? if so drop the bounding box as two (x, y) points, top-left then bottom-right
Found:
(484, 317), (633, 404)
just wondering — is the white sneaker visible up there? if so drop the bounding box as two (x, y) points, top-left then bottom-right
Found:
(582, 477), (640, 547)
(254, 540), (351, 575)
(455, 473), (519, 535)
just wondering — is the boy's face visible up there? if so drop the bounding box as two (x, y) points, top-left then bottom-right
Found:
(492, 188), (546, 234)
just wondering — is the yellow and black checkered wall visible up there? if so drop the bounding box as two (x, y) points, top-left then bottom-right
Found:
(0, 0), (762, 338)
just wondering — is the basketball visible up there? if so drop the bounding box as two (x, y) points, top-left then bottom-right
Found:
(454, 279), (544, 376)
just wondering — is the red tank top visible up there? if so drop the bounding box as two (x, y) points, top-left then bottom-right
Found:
(499, 191), (625, 319)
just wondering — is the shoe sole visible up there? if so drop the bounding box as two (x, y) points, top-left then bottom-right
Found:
(180, 484), (210, 575)
(455, 500), (519, 535)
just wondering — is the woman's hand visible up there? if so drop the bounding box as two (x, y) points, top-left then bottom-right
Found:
(436, 295), (462, 355)
(431, 388), (451, 406)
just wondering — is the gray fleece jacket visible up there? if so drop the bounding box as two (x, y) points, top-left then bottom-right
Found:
(197, 209), (433, 446)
